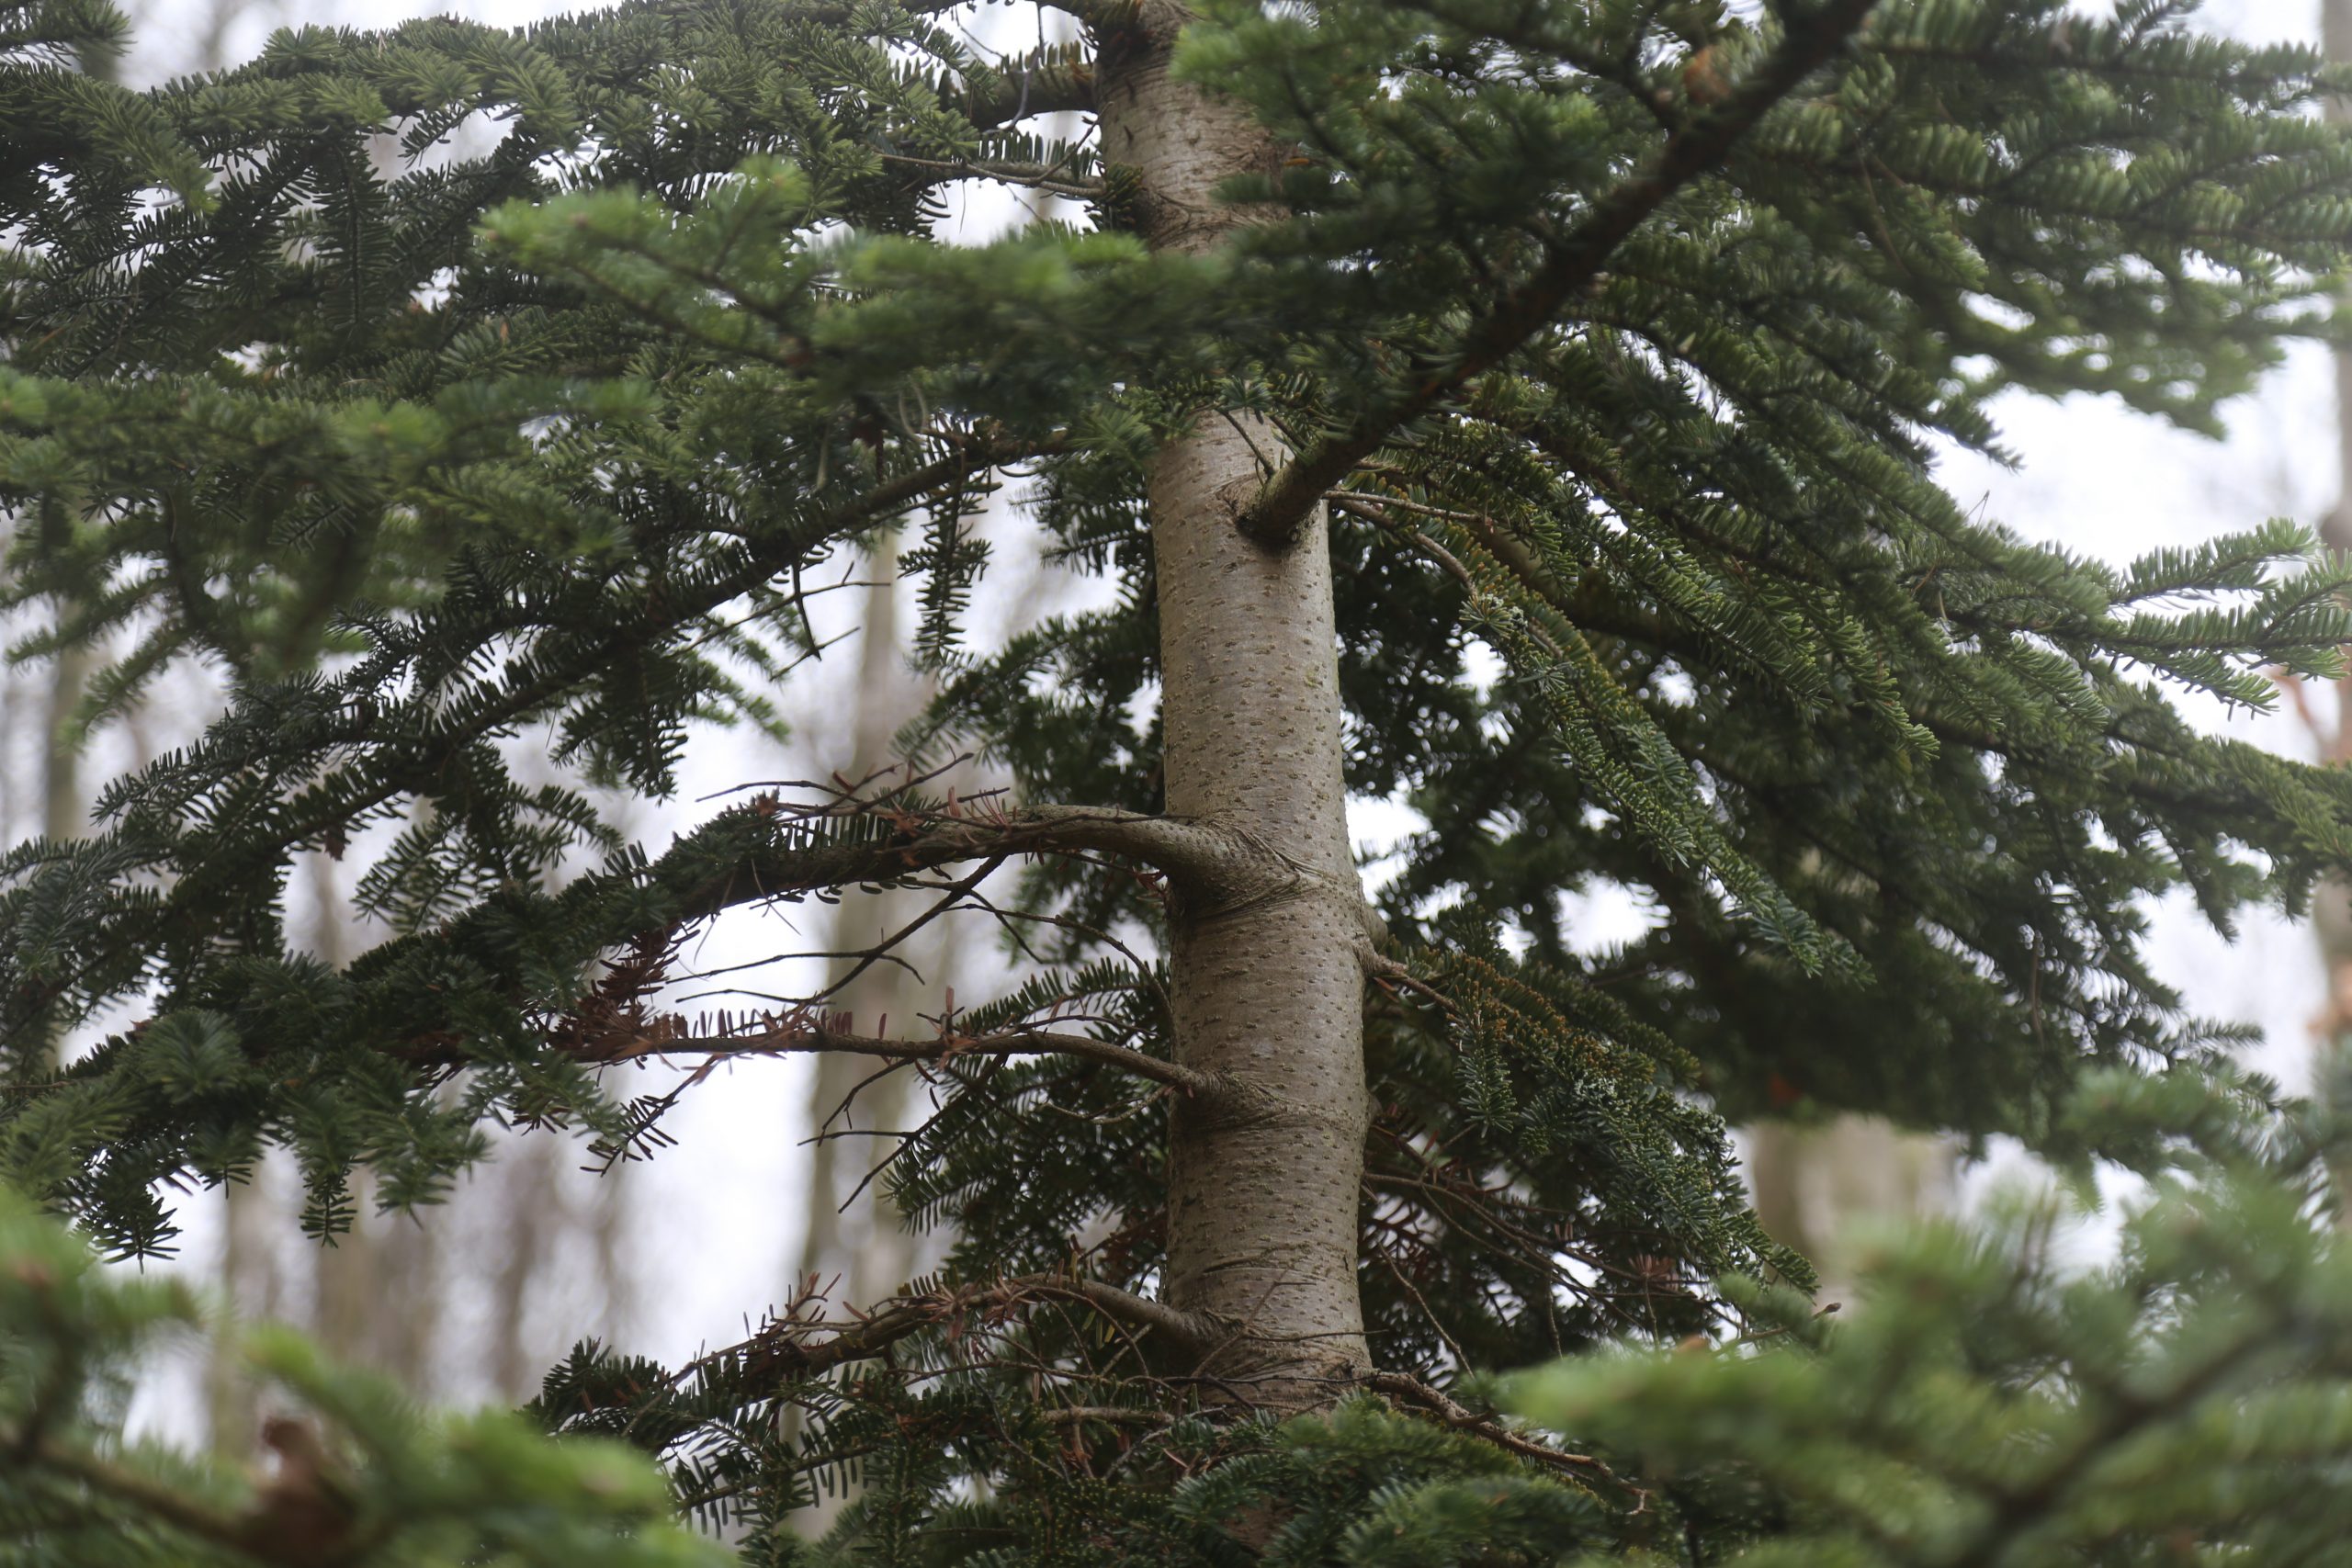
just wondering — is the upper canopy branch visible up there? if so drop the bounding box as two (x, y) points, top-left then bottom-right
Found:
(1234, 0), (1883, 548)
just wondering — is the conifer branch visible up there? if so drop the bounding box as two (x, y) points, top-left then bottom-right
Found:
(10, 1437), (262, 1561)
(1236, 0), (1883, 547)
(877, 152), (1103, 199)
(1359, 1370), (1621, 1486)
(2, 434), (1045, 1039)
(556, 1017), (1214, 1095)
(356, 798), (1265, 1079)
(662, 800), (1291, 923)
(1035, 1404), (1173, 1427)
(1036, 0), (1139, 28)
(962, 54), (1095, 128)
(702, 1271), (1216, 1386)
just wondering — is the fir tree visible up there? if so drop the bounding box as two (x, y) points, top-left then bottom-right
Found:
(10, 0), (2352, 1560)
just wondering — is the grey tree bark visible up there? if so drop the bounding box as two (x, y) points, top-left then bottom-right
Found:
(1099, 4), (1372, 1405)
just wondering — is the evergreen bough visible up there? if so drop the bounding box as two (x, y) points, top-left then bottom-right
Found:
(5, 0), (2352, 1559)
(0, 1189), (726, 1566)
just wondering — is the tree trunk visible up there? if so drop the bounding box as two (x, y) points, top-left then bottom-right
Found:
(41, 649), (85, 844)
(797, 535), (939, 1318)
(2318, 1), (2352, 984)
(303, 852), (447, 1392)
(1747, 1117), (1953, 1303)
(485, 1143), (563, 1400)
(207, 1161), (279, 1454)
(786, 537), (957, 1536)
(2317, 0), (2352, 1218)
(1099, 5), (1371, 1406)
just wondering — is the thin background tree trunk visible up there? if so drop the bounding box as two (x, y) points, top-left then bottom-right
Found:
(40, 649), (86, 844)
(2312, 4), (2352, 1055)
(2301, 0), (2352, 1235)
(1747, 1118), (1953, 1302)
(794, 0), (1070, 1400)
(787, 537), (962, 1533)
(796, 535), (947, 1314)
(304, 852), (447, 1391)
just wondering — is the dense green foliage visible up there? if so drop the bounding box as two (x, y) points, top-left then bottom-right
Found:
(0, 1190), (725, 1565)
(1509, 1065), (2352, 1567)
(15, 1063), (2352, 1564)
(9, 0), (2352, 1559)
